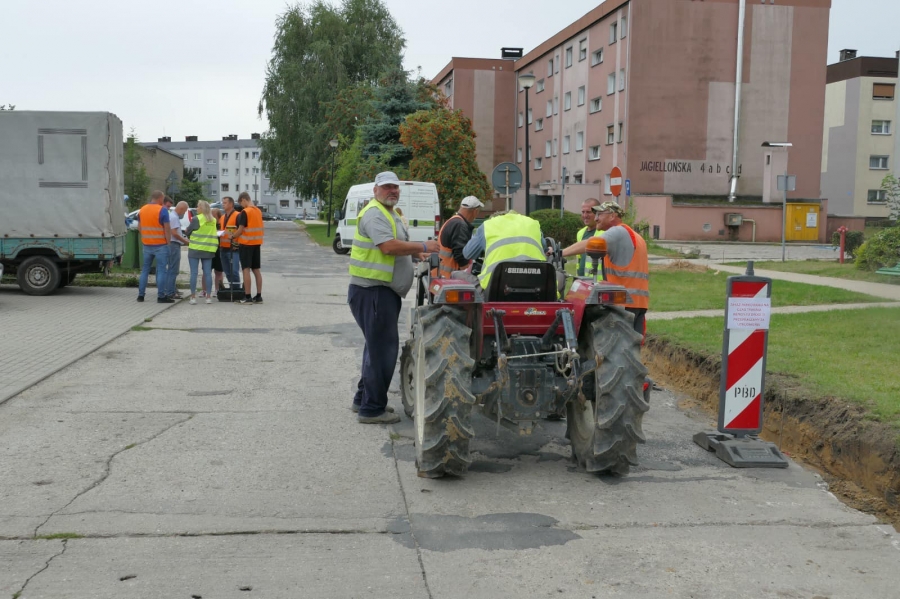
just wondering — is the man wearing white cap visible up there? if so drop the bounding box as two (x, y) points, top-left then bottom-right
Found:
(348, 171), (441, 424)
(436, 195), (483, 278)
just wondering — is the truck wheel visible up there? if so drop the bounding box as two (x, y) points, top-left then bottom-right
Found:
(399, 339), (415, 419)
(17, 256), (61, 296)
(567, 307), (649, 475)
(412, 305), (475, 478)
(332, 235), (350, 255)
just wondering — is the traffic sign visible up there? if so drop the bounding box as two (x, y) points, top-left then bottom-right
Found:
(311, 196), (318, 204)
(491, 162), (523, 195)
(609, 167), (623, 197)
(624, 179), (631, 197)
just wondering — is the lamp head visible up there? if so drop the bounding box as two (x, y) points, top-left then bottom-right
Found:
(329, 139), (339, 149)
(518, 73), (536, 89)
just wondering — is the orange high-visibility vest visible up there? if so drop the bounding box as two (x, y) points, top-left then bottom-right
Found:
(139, 204), (167, 246)
(436, 214), (466, 278)
(219, 210), (240, 248)
(240, 206), (264, 246)
(604, 224), (649, 309)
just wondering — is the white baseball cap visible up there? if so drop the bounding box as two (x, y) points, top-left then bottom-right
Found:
(374, 171), (401, 186)
(460, 196), (484, 209)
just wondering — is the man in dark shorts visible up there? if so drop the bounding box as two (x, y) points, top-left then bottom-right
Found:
(232, 192), (264, 304)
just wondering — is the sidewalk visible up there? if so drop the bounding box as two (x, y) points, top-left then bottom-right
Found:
(650, 301), (900, 321)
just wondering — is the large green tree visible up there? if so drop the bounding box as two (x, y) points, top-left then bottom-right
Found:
(175, 167), (209, 208)
(399, 108), (493, 220)
(258, 0), (405, 199)
(124, 133), (150, 211)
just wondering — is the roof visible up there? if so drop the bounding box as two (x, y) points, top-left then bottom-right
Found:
(138, 144), (185, 161)
(826, 56), (898, 84)
(431, 57), (517, 85)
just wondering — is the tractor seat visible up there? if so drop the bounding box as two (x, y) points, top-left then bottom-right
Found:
(485, 261), (558, 303)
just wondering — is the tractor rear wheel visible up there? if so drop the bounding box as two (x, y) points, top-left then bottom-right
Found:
(567, 307), (649, 475)
(412, 305), (475, 478)
(399, 339), (415, 418)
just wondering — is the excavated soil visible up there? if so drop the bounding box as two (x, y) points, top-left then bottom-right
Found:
(644, 337), (900, 530)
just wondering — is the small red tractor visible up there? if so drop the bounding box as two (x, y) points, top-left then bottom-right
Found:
(400, 237), (649, 478)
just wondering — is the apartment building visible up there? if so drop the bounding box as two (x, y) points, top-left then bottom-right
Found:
(821, 51), (898, 217)
(144, 135), (306, 217)
(133, 144), (184, 198)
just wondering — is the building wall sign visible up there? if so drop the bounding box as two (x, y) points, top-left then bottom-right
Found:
(640, 160), (743, 176)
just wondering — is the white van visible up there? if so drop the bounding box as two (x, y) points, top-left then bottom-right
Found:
(332, 181), (441, 255)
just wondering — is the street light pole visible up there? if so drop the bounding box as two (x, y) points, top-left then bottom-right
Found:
(763, 142), (793, 262)
(518, 73), (536, 215)
(326, 139), (339, 237)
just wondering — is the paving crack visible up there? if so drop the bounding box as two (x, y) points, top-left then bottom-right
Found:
(32, 413), (195, 538)
(13, 538), (68, 598)
(389, 435), (435, 599)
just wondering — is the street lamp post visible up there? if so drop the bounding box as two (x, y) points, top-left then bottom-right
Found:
(326, 139), (339, 237)
(518, 73), (536, 215)
(762, 142), (793, 261)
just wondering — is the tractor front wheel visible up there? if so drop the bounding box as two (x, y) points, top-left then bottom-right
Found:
(568, 307), (649, 475)
(412, 305), (475, 478)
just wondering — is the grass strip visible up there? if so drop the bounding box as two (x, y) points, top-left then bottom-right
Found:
(298, 222), (333, 247)
(649, 307), (900, 427)
(725, 260), (900, 285)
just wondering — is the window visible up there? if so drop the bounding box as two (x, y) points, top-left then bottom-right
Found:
(872, 120), (892, 134)
(607, 125), (615, 145)
(221, 153), (228, 161)
(252, 151), (259, 159)
(221, 168), (229, 176)
(873, 83), (895, 100)
(181, 154), (187, 160)
(579, 39), (587, 61)
(207, 174), (217, 180)
(534, 157), (543, 170)
(619, 69), (626, 92)
(555, 54), (560, 73)
(607, 73), (616, 95)
(235, 152), (239, 159)
(545, 140), (552, 157)
(592, 49), (604, 66)
(868, 190), (887, 203)
(577, 86), (586, 106)
(245, 152), (250, 159)
(253, 167), (260, 174)
(221, 183), (230, 192)
(245, 168), (250, 175)
(536, 118), (544, 131)
(546, 100), (552, 117)
(536, 79), (545, 93)
(609, 22), (618, 44)
(445, 79), (453, 96)
(563, 135), (570, 154)
(565, 47), (573, 68)
(574, 173), (583, 185)
(280, 200), (289, 208)
(620, 16), (627, 39)
(575, 131), (584, 152)
(618, 122), (624, 142)
(210, 190), (218, 196)
(552, 138), (558, 156)
(548, 59), (554, 76)
(590, 97), (602, 113)
(564, 92), (572, 111)
(589, 145), (601, 161)
(527, 108), (533, 124)
(553, 96), (559, 115)
(517, 147), (523, 163)
(206, 158), (216, 164)
(295, 200), (302, 207)
(193, 153), (201, 160)
(245, 184), (249, 190)
(870, 155), (889, 169)
(518, 112), (524, 127)
(527, 145), (531, 160)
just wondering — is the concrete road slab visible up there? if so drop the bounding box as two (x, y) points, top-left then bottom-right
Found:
(18, 534), (425, 599)
(0, 540), (65, 597)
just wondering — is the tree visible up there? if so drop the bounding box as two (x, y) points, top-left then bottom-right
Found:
(880, 174), (900, 222)
(175, 167), (208, 208)
(258, 0), (405, 199)
(399, 108), (493, 220)
(0, 105), (15, 110)
(124, 133), (150, 211)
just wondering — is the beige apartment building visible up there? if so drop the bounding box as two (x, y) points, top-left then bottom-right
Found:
(821, 51), (898, 218)
(134, 144), (184, 197)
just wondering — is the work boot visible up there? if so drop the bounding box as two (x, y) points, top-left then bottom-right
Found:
(358, 412), (401, 424)
(350, 404), (394, 413)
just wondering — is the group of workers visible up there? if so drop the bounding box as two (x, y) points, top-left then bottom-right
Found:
(347, 171), (650, 425)
(136, 191), (265, 304)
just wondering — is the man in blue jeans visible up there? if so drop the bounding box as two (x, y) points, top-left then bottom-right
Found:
(137, 190), (173, 303)
(164, 199), (190, 299)
(218, 196), (242, 290)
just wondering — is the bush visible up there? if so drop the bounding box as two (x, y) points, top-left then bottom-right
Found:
(529, 209), (584, 246)
(855, 226), (900, 271)
(831, 230), (865, 259)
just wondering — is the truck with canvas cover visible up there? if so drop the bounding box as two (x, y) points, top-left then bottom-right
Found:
(0, 111), (127, 295)
(400, 236), (651, 478)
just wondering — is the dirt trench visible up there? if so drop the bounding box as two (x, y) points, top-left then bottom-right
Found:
(643, 336), (900, 530)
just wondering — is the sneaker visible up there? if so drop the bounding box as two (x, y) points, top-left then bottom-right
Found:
(205, 297), (212, 304)
(239, 296), (254, 305)
(137, 296), (144, 302)
(358, 412), (401, 424)
(173, 292), (184, 299)
(350, 404), (394, 413)
(157, 297), (175, 304)
(253, 295), (263, 304)
(189, 297), (197, 305)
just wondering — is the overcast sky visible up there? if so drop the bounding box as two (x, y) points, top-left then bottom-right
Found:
(1, 0), (896, 142)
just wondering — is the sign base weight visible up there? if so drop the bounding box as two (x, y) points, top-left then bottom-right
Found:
(693, 432), (789, 468)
